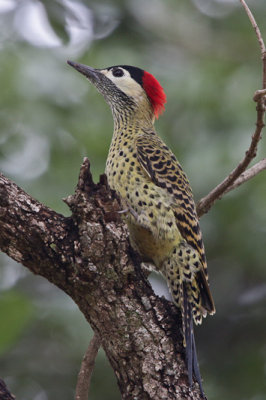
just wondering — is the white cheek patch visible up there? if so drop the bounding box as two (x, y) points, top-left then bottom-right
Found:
(116, 79), (144, 100)
(103, 69), (145, 101)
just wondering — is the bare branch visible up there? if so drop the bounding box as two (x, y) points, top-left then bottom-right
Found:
(197, 1), (266, 218)
(224, 158), (266, 194)
(75, 333), (101, 400)
(239, 0), (266, 56)
(197, 89), (266, 217)
(239, 0), (266, 90)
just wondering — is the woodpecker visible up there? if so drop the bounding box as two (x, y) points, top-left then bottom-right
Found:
(68, 60), (215, 396)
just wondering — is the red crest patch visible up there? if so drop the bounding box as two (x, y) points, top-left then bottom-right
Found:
(142, 71), (167, 119)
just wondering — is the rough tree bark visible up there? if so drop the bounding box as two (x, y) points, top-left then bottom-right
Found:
(0, 159), (202, 399)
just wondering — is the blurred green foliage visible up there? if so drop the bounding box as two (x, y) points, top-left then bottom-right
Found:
(0, 0), (266, 399)
(0, 291), (33, 354)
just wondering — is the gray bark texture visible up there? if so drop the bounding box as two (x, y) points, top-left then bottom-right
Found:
(0, 158), (204, 400)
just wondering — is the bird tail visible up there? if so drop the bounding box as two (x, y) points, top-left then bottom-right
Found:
(183, 283), (205, 398)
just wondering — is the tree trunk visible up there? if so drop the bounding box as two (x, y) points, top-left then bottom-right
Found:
(0, 158), (204, 399)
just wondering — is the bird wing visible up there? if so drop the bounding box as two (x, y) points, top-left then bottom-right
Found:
(135, 133), (215, 314)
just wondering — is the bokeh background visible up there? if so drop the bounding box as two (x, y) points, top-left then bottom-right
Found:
(0, 0), (266, 399)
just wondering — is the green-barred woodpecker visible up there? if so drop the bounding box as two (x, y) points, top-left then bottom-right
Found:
(68, 60), (215, 397)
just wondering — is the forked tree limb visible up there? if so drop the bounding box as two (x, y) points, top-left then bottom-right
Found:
(196, 89), (266, 217)
(196, 1), (266, 217)
(223, 158), (266, 194)
(0, 162), (203, 399)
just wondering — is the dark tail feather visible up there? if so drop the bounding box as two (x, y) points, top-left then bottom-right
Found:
(192, 330), (205, 398)
(184, 305), (193, 387)
(183, 285), (206, 399)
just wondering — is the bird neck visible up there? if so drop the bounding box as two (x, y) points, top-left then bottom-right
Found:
(112, 106), (155, 136)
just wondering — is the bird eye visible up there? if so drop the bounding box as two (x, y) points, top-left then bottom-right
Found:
(112, 68), (124, 77)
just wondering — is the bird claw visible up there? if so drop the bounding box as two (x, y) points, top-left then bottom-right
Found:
(117, 208), (129, 214)
(120, 203), (151, 230)
(118, 204), (139, 220)
(128, 205), (139, 220)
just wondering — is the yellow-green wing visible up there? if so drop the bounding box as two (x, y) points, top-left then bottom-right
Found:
(135, 133), (215, 314)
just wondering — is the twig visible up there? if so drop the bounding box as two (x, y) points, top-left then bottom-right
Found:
(224, 158), (266, 194)
(196, 2), (266, 218)
(197, 90), (266, 217)
(239, 0), (265, 56)
(75, 333), (101, 400)
(239, 0), (266, 89)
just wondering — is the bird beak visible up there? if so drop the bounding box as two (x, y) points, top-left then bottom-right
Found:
(67, 60), (117, 107)
(67, 60), (101, 83)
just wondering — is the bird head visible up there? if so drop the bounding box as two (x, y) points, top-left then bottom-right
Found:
(67, 61), (167, 122)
